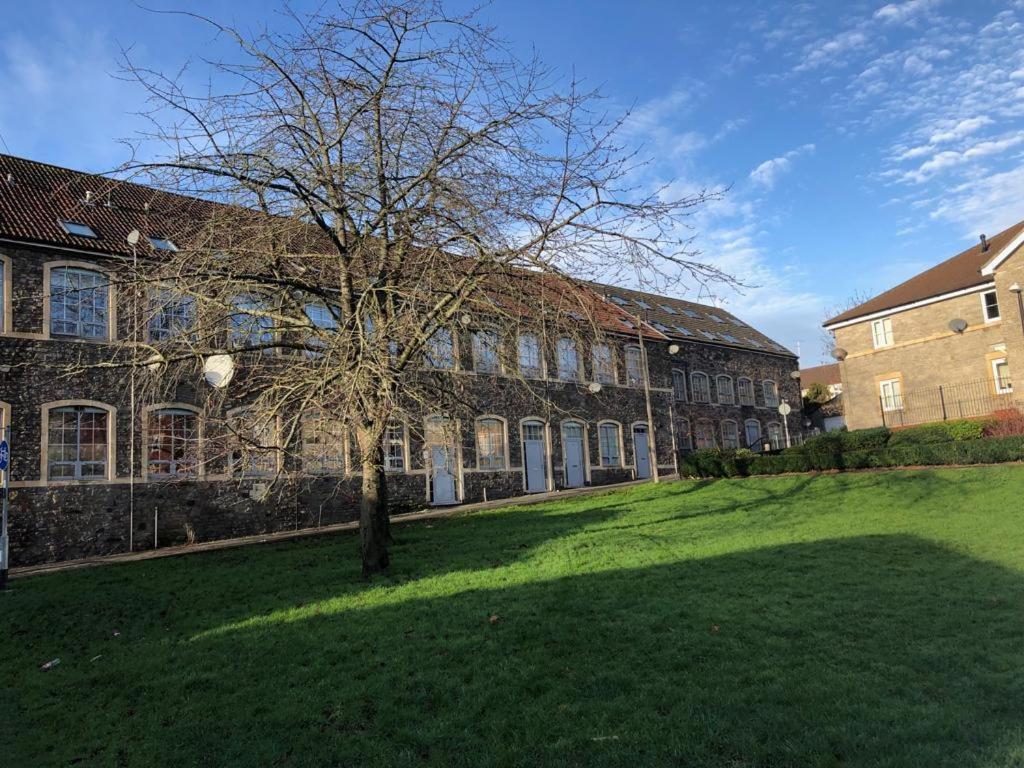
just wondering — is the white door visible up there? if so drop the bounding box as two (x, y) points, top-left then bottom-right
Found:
(633, 424), (651, 479)
(523, 422), (547, 493)
(430, 445), (458, 505)
(563, 423), (585, 488)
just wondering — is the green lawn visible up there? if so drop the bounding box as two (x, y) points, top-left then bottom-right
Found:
(5, 466), (1024, 767)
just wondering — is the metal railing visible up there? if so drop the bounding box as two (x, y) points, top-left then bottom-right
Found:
(880, 377), (1019, 428)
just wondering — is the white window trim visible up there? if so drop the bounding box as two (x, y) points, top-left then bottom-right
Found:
(474, 415), (509, 471)
(716, 374), (735, 405)
(878, 378), (903, 412)
(300, 412), (348, 475)
(871, 318), (893, 349)
(690, 371), (711, 404)
(556, 337), (583, 382)
(981, 289), (1001, 324)
(383, 421), (411, 473)
(694, 419), (717, 450)
(824, 282), (995, 330)
(737, 377), (756, 406)
(762, 379), (780, 409)
(596, 419), (624, 468)
(471, 329), (502, 374)
(519, 417), (553, 492)
(0, 254), (11, 334)
(42, 261), (117, 342)
(721, 419), (740, 449)
(671, 368), (688, 402)
(559, 420), (591, 484)
(517, 333), (546, 379)
(992, 357), (1013, 394)
(676, 418), (692, 450)
(142, 403), (204, 480)
(591, 343), (617, 385)
(226, 407), (282, 477)
(624, 345), (644, 387)
(40, 399), (117, 484)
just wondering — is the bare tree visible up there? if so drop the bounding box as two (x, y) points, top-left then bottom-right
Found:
(103, 0), (725, 574)
(821, 290), (872, 359)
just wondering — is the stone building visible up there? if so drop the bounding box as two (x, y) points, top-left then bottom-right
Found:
(0, 154), (801, 565)
(824, 221), (1024, 429)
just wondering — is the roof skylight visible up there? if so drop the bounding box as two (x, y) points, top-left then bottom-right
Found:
(59, 220), (97, 238)
(608, 295), (629, 305)
(682, 309), (701, 319)
(673, 325), (693, 336)
(660, 304), (677, 315)
(149, 236), (179, 252)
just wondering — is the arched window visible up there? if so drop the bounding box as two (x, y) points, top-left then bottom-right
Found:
(767, 422), (784, 450)
(48, 265), (112, 340)
(425, 327), (456, 369)
(229, 293), (274, 350)
(721, 419), (739, 449)
(694, 419), (717, 449)
(762, 380), (780, 408)
(716, 375), (735, 405)
(556, 338), (581, 381)
(301, 414), (346, 474)
(150, 290), (196, 342)
(676, 418), (692, 450)
(598, 421), (622, 466)
(472, 330), (500, 373)
(690, 372), (711, 403)
(624, 345), (644, 386)
(45, 403), (114, 481)
(518, 333), (543, 378)
(227, 409), (279, 476)
(147, 406), (200, 477)
(475, 417), (507, 470)
(737, 377), (755, 406)
(591, 343), (616, 384)
(744, 419), (761, 449)
(302, 302), (338, 357)
(672, 369), (687, 402)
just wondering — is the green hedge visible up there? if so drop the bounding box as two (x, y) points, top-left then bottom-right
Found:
(888, 419), (987, 446)
(679, 434), (1024, 478)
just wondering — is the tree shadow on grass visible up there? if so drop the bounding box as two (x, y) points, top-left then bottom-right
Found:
(10, 534), (1024, 767)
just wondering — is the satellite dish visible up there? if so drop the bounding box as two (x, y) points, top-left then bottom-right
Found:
(203, 354), (235, 388)
(587, 382), (602, 394)
(667, 343), (681, 355)
(789, 370), (801, 380)
(830, 346), (848, 361)
(126, 229), (141, 246)
(948, 318), (967, 334)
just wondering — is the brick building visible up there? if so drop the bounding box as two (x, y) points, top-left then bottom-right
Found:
(824, 221), (1024, 429)
(0, 154), (801, 565)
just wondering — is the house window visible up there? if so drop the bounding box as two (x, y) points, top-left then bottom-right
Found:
(721, 420), (739, 449)
(624, 346), (644, 386)
(149, 291), (195, 342)
(879, 378), (903, 412)
(518, 333), (543, 378)
(59, 220), (98, 238)
(744, 419), (761, 449)
(762, 380), (779, 408)
(384, 424), (406, 471)
(871, 318), (894, 348)
(301, 415), (346, 474)
(694, 419), (716, 449)
(676, 418), (692, 450)
(228, 411), (278, 476)
(425, 327), (456, 369)
(767, 422), (784, 450)
(475, 418), (507, 470)
(598, 422), (622, 467)
(49, 266), (109, 340)
(716, 375), (735, 405)
(992, 358), (1013, 394)
(592, 343), (616, 384)
(472, 330), (500, 373)
(690, 372), (711, 403)
(672, 369), (687, 402)
(556, 338), (581, 381)
(0, 258), (5, 333)
(47, 405), (108, 480)
(229, 294), (274, 349)
(147, 408), (199, 477)
(982, 290), (1001, 322)
(737, 377), (755, 406)
(303, 302), (337, 356)
(148, 236), (178, 252)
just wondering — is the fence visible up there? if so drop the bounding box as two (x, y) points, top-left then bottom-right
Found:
(880, 377), (1020, 428)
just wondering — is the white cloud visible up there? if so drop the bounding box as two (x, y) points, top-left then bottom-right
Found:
(749, 144), (816, 189)
(874, 0), (942, 25)
(928, 116), (993, 144)
(797, 29), (870, 72)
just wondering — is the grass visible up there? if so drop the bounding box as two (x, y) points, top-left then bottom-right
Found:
(4, 466), (1024, 767)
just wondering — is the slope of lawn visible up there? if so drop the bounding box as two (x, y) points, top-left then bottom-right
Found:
(4, 465), (1024, 767)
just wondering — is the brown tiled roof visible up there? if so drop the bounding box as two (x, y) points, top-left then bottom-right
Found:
(587, 282), (796, 357)
(824, 218), (1024, 326)
(799, 363), (841, 386)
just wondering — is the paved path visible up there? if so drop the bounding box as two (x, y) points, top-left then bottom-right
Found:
(11, 476), (669, 579)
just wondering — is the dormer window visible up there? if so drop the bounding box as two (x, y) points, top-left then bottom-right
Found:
(59, 220), (98, 238)
(149, 236), (178, 252)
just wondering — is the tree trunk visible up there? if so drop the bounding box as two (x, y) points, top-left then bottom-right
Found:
(359, 434), (390, 576)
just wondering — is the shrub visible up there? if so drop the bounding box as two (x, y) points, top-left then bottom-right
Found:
(984, 409), (1024, 437)
(748, 452), (809, 475)
(838, 427), (890, 451)
(680, 449), (724, 478)
(802, 432), (843, 470)
(889, 419), (986, 446)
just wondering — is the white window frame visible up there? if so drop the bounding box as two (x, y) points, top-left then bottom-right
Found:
(227, 408), (280, 477)
(475, 416), (508, 470)
(762, 380), (779, 409)
(624, 345), (644, 387)
(144, 405), (202, 479)
(472, 329), (501, 374)
(981, 290), (1001, 323)
(229, 293), (275, 351)
(992, 357), (1013, 394)
(721, 420), (740, 449)
(672, 369), (687, 402)
(871, 317), (894, 349)
(597, 421), (623, 467)
(301, 413), (347, 475)
(879, 378), (903, 412)
(716, 375), (735, 405)
(690, 371), (711, 404)
(41, 400), (117, 483)
(384, 423), (408, 472)
(737, 377), (755, 406)
(694, 419), (717, 449)
(676, 418), (692, 450)
(556, 337), (581, 382)
(149, 289), (196, 343)
(424, 327), (457, 370)
(518, 333), (544, 378)
(0, 255), (9, 334)
(592, 343), (616, 384)
(45, 262), (115, 341)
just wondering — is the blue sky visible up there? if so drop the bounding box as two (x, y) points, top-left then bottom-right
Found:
(2, 0), (1024, 364)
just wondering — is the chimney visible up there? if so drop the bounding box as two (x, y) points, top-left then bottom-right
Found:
(980, 233), (988, 252)
(84, 190), (93, 205)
